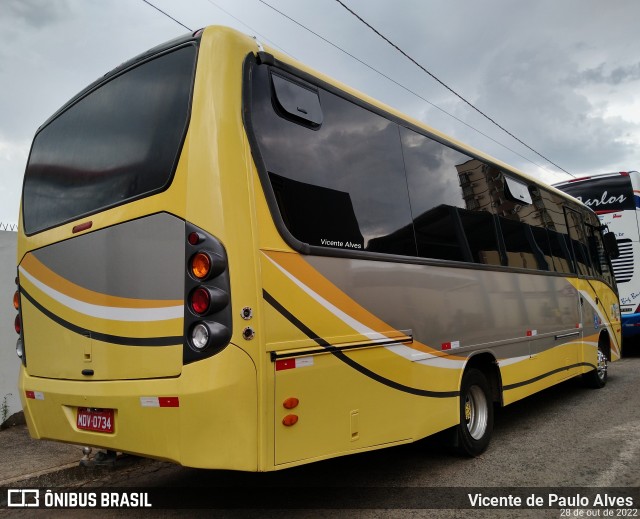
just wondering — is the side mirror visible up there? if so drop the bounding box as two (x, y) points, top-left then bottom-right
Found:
(603, 232), (620, 260)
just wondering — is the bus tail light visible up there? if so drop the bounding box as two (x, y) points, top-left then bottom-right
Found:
(190, 322), (231, 351)
(189, 286), (230, 316)
(191, 252), (211, 279)
(184, 223), (233, 363)
(190, 251), (226, 281)
(191, 323), (210, 350)
(190, 287), (211, 314)
(188, 231), (204, 245)
(13, 276), (25, 363)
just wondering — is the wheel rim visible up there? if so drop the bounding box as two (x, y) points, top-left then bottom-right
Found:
(596, 348), (608, 382)
(465, 385), (488, 440)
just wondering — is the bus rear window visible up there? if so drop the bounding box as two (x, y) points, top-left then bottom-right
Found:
(22, 44), (197, 234)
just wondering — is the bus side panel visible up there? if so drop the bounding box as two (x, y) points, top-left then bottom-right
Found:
(273, 350), (455, 466)
(576, 278), (622, 362)
(261, 251), (597, 465)
(302, 255), (581, 362)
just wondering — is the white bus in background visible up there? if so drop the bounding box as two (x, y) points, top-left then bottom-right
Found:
(555, 171), (640, 342)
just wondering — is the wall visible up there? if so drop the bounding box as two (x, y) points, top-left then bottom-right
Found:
(0, 230), (20, 423)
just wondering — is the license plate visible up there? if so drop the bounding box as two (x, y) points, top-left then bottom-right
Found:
(76, 407), (115, 433)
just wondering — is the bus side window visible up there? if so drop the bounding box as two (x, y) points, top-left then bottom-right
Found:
(547, 230), (574, 274)
(565, 208), (596, 277)
(253, 65), (415, 256)
(497, 217), (539, 270)
(411, 205), (467, 262)
(587, 225), (616, 287)
(400, 127), (501, 266)
(458, 210), (502, 266)
(528, 226), (554, 271)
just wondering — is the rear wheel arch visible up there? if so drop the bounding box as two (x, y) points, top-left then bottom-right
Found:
(598, 330), (611, 361)
(464, 352), (503, 406)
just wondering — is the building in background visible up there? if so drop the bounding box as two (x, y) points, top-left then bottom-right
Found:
(0, 226), (20, 426)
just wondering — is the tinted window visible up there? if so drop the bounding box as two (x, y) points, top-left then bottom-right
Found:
(499, 218), (539, 270)
(412, 205), (467, 262)
(555, 174), (634, 212)
(460, 211), (501, 265)
(586, 224), (616, 286)
(529, 226), (554, 271)
(251, 65), (415, 255)
(548, 231), (575, 274)
(565, 209), (595, 276)
(248, 61), (590, 277)
(23, 45), (197, 234)
(530, 186), (576, 273)
(401, 127), (502, 265)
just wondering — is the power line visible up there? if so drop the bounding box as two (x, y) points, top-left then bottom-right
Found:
(141, 0), (192, 32)
(203, 0), (294, 58)
(141, 0), (572, 178)
(257, 0), (560, 177)
(334, 0), (574, 178)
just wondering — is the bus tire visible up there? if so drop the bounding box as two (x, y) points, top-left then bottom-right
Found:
(582, 343), (608, 389)
(455, 368), (493, 457)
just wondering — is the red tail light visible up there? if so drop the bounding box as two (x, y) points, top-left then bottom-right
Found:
(188, 232), (204, 245)
(190, 287), (211, 315)
(14, 315), (21, 334)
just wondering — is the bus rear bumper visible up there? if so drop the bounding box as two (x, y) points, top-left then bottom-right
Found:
(621, 313), (640, 338)
(18, 344), (258, 470)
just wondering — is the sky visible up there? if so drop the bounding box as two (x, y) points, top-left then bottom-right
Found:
(1, 0), (640, 227)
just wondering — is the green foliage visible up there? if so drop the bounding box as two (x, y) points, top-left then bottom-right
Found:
(1, 393), (12, 424)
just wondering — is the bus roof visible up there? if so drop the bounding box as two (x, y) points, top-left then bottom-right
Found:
(554, 171), (639, 187)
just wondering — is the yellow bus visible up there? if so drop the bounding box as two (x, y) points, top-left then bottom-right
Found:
(14, 26), (621, 470)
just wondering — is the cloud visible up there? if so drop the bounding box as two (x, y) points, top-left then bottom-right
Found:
(3, 0), (70, 29)
(573, 62), (640, 86)
(457, 38), (640, 177)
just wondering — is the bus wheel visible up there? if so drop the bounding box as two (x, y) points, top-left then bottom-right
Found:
(583, 344), (608, 389)
(456, 368), (493, 457)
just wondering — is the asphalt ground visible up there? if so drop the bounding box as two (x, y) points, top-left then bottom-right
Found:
(1, 347), (638, 518)
(0, 415), (154, 488)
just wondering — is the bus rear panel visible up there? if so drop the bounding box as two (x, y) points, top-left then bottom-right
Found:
(17, 27), (262, 470)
